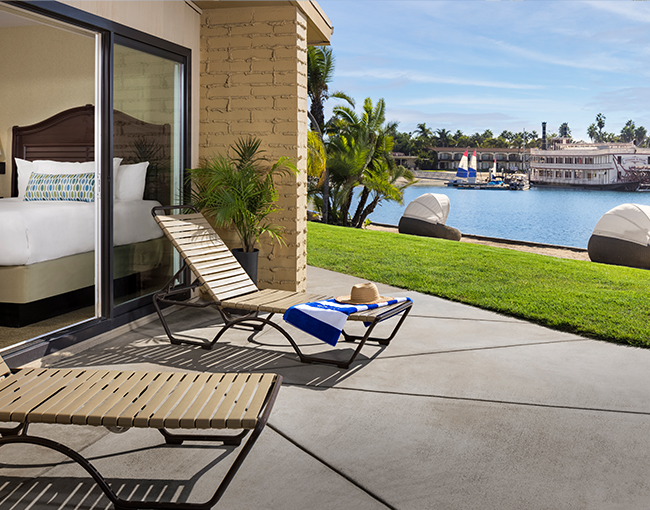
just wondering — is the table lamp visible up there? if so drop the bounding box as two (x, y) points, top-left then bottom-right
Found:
(0, 137), (5, 175)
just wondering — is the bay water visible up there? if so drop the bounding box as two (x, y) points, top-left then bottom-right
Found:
(362, 186), (650, 249)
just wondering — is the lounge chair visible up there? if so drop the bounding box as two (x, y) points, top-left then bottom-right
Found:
(0, 354), (281, 510)
(152, 206), (412, 369)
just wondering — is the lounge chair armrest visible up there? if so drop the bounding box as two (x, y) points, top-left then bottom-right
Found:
(349, 299), (413, 323)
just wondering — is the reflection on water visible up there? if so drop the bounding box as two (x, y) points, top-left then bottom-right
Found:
(362, 186), (650, 248)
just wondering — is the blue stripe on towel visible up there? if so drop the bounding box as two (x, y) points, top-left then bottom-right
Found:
(283, 297), (411, 346)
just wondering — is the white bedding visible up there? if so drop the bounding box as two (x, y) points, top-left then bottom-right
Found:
(0, 199), (163, 266)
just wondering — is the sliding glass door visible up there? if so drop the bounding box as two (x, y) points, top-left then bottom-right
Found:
(0, 2), (190, 354)
(112, 41), (185, 306)
(0, 5), (98, 347)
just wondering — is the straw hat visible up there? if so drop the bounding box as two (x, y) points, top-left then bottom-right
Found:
(335, 282), (393, 305)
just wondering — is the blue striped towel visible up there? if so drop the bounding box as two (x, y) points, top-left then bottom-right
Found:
(283, 297), (411, 346)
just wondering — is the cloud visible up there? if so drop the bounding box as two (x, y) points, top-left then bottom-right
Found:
(583, 0), (650, 24)
(396, 94), (558, 112)
(337, 68), (542, 90)
(584, 87), (650, 114)
(483, 38), (626, 73)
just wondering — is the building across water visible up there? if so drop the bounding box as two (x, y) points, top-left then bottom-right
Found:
(529, 137), (648, 191)
(393, 147), (529, 173)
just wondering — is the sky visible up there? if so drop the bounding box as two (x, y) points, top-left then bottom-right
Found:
(316, 0), (650, 142)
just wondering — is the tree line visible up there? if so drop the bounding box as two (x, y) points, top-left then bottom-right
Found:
(390, 124), (545, 170)
(586, 114), (648, 145)
(392, 115), (649, 170)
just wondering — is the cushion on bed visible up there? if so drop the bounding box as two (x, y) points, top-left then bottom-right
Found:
(115, 161), (149, 201)
(16, 158), (122, 198)
(23, 172), (95, 202)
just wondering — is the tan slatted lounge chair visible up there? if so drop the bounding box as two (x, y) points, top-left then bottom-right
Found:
(152, 206), (412, 369)
(0, 354), (281, 510)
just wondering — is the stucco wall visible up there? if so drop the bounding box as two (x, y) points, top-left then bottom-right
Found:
(200, 5), (308, 291)
(0, 25), (95, 197)
(60, 0), (202, 169)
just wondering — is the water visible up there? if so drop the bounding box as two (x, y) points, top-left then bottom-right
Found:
(362, 186), (650, 248)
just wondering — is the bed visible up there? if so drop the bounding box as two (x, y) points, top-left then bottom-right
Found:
(1, 105), (172, 327)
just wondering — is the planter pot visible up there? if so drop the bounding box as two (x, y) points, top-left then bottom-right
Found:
(232, 248), (259, 284)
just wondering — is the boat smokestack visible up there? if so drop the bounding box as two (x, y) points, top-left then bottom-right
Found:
(542, 122), (547, 150)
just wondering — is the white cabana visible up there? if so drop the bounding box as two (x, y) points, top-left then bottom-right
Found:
(588, 203), (650, 269)
(398, 193), (461, 241)
(591, 203), (650, 246)
(402, 193), (450, 225)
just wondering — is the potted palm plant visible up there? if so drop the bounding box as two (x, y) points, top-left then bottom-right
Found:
(188, 137), (297, 282)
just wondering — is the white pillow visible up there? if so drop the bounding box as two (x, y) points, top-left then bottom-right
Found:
(33, 160), (96, 175)
(15, 158), (35, 199)
(115, 162), (149, 201)
(15, 158), (122, 198)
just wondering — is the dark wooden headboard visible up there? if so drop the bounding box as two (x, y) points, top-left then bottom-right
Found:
(11, 105), (171, 198)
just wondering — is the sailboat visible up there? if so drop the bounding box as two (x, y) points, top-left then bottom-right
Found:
(447, 149), (469, 186)
(468, 149), (477, 184)
(486, 155), (507, 188)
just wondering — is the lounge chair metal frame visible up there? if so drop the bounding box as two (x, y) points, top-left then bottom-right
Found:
(0, 357), (282, 510)
(152, 206), (412, 369)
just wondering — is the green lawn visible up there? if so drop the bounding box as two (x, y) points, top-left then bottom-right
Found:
(307, 222), (650, 347)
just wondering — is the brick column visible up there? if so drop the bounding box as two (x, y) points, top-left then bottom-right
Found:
(200, 5), (308, 291)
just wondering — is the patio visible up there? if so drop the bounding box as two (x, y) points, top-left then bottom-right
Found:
(2, 265), (650, 509)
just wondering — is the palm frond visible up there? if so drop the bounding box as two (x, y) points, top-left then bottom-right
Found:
(187, 137), (298, 252)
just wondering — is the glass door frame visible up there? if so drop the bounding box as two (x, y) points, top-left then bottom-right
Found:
(2, 0), (192, 364)
(112, 34), (190, 316)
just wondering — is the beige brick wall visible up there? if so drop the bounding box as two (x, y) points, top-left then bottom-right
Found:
(200, 5), (308, 291)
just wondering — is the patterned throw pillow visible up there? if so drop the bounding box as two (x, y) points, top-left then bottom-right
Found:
(23, 172), (95, 202)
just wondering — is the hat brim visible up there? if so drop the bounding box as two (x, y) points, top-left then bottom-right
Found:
(334, 295), (393, 305)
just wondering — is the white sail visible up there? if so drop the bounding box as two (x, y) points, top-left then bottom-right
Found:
(468, 150), (477, 183)
(490, 156), (497, 180)
(455, 149), (469, 179)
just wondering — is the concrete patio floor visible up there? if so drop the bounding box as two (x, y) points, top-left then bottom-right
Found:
(2, 265), (650, 509)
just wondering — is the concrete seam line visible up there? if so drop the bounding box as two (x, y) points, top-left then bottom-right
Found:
(313, 385), (650, 418)
(267, 423), (398, 510)
(408, 314), (520, 323)
(376, 338), (587, 360)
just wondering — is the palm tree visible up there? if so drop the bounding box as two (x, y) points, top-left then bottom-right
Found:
(325, 97), (416, 227)
(620, 120), (635, 143)
(325, 131), (373, 225)
(415, 123), (433, 144)
(307, 47), (354, 131)
(307, 46), (355, 224)
(352, 158), (415, 228)
(587, 113), (607, 143)
(635, 126), (647, 147)
(435, 128), (452, 147)
(587, 123), (598, 142)
(559, 122), (571, 138)
(596, 113), (606, 139)
(306, 130), (327, 213)
(307, 46), (335, 131)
